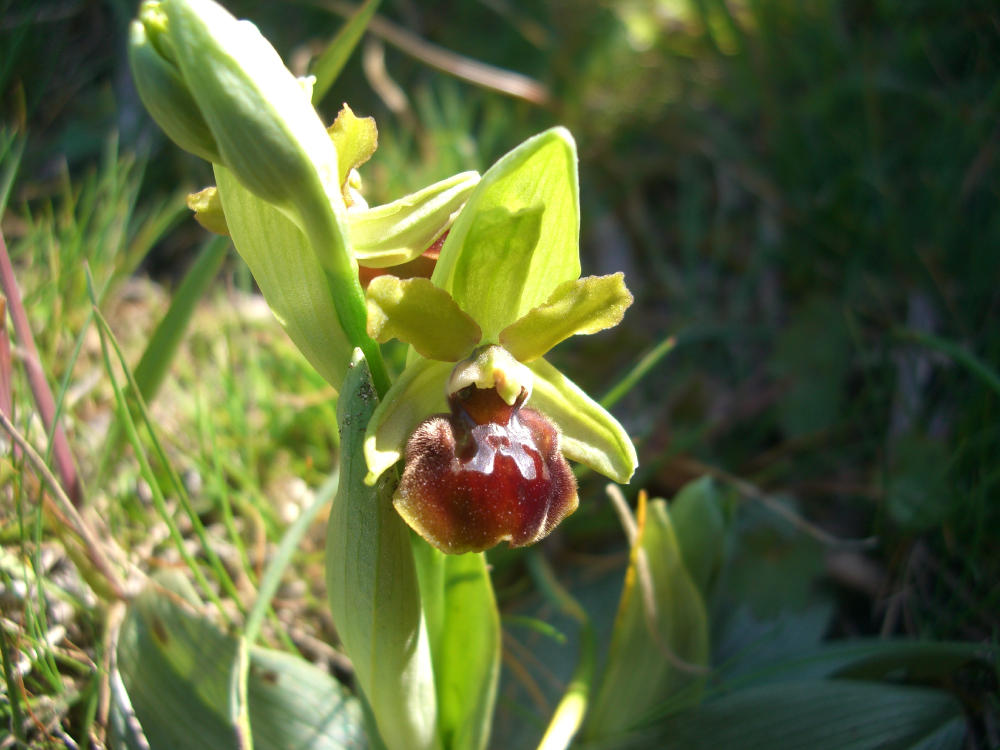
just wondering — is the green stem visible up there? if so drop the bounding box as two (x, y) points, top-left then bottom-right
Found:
(302, 204), (391, 397)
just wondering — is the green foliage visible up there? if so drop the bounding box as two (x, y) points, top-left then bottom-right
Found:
(324, 353), (438, 750)
(4, 0), (999, 746)
(114, 577), (365, 750)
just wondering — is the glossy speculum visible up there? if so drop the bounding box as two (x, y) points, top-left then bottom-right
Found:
(394, 385), (578, 554)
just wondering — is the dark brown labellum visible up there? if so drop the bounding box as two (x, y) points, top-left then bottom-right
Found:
(393, 385), (578, 554)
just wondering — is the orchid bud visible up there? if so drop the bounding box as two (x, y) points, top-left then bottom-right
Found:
(131, 0), (343, 217)
(129, 6), (220, 163)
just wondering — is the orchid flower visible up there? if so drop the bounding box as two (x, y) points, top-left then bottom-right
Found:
(363, 128), (638, 553)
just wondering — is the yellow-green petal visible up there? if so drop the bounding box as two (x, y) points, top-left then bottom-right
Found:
(328, 103), (378, 194)
(528, 358), (637, 484)
(499, 273), (633, 362)
(186, 186), (228, 235)
(432, 128), (580, 339)
(350, 171), (480, 269)
(215, 164), (353, 390)
(366, 277), (481, 362)
(364, 358), (452, 484)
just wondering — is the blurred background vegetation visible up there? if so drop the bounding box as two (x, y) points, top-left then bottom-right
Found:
(2, 0), (998, 746)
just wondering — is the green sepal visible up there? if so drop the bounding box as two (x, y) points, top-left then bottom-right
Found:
(351, 171), (480, 268)
(432, 128), (581, 339)
(366, 276), (481, 362)
(499, 273), (634, 362)
(128, 13), (220, 163)
(328, 103), (378, 195)
(186, 186), (228, 235)
(215, 164), (353, 390)
(326, 351), (440, 750)
(527, 358), (637, 484)
(364, 358), (451, 484)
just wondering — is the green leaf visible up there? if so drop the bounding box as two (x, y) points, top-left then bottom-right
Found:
(364, 357), (451, 484)
(326, 351), (440, 750)
(247, 647), (365, 750)
(667, 477), (728, 597)
(309, 0), (381, 106)
(351, 171), (480, 268)
(499, 274), (633, 362)
(528, 358), (637, 484)
(736, 638), (999, 687)
(417, 549), (501, 750)
(432, 128), (580, 340)
(621, 681), (964, 750)
(366, 276), (481, 361)
(114, 581), (367, 750)
(215, 164), (352, 390)
(115, 584), (251, 750)
(584, 496), (709, 740)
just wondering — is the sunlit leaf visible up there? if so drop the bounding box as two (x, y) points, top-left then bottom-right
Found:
(326, 351), (439, 750)
(115, 584), (251, 750)
(415, 548), (500, 750)
(584, 496), (709, 739)
(248, 646), (365, 750)
(114, 581), (367, 750)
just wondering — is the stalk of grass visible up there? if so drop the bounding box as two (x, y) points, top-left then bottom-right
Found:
(0, 298), (11, 424)
(600, 334), (677, 410)
(96, 236), (229, 484)
(0, 228), (81, 505)
(0, 618), (28, 746)
(0, 412), (128, 599)
(85, 272), (236, 619)
(310, 0), (382, 106)
(194, 385), (254, 583)
(892, 327), (1000, 399)
(243, 468), (340, 645)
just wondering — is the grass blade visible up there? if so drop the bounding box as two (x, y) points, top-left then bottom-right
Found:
(310, 0), (381, 106)
(86, 269), (239, 618)
(134, 236), (228, 400)
(243, 468), (339, 645)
